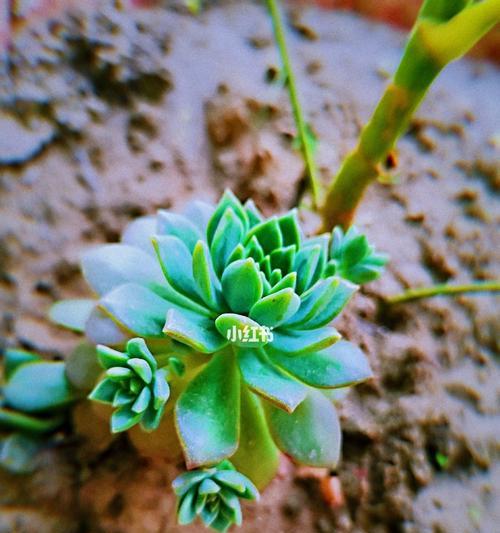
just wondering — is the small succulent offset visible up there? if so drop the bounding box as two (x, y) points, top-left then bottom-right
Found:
(50, 190), (387, 530)
(89, 338), (170, 433)
(0, 349), (78, 473)
(173, 460), (259, 532)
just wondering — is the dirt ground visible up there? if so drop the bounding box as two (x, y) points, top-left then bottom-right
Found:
(0, 1), (499, 532)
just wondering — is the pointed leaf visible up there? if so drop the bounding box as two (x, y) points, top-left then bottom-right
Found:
(268, 327), (340, 356)
(207, 190), (248, 245)
(152, 235), (201, 301)
(269, 272), (297, 293)
(215, 314), (270, 348)
(173, 470), (211, 496)
(153, 368), (170, 409)
(100, 283), (172, 337)
(121, 215), (157, 255)
(249, 288), (300, 328)
(178, 490), (197, 525)
(164, 308), (227, 353)
(244, 199), (263, 227)
(270, 340), (372, 388)
(183, 200), (215, 234)
(198, 478), (221, 495)
(237, 348), (307, 412)
(192, 240), (222, 310)
(88, 378), (119, 404)
(111, 405), (143, 433)
(132, 386), (152, 414)
(245, 217), (283, 254)
(265, 389), (341, 468)
(157, 211), (203, 252)
(277, 209), (301, 247)
(176, 352), (240, 468)
(81, 244), (163, 295)
(49, 299), (95, 332)
(294, 245), (322, 294)
(221, 259), (263, 313)
(210, 208), (244, 277)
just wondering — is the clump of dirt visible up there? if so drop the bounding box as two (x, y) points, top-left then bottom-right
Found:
(0, 2), (499, 532)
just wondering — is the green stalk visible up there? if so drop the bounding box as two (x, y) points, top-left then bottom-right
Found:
(386, 280), (500, 304)
(321, 0), (500, 230)
(267, 0), (322, 207)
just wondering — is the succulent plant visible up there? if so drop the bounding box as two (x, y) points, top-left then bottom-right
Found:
(0, 349), (78, 473)
(173, 460), (259, 532)
(50, 189), (386, 527)
(326, 226), (388, 284)
(89, 338), (170, 432)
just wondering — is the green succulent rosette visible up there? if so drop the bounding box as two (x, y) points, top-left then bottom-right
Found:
(50, 190), (386, 484)
(0, 349), (78, 473)
(88, 338), (170, 433)
(173, 460), (259, 532)
(326, 226), (388, 284)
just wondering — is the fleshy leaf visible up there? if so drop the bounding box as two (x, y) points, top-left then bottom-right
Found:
(81, 244), (163, 295)
(49, 299), (95, 332)
(206, 190), (248, 245)
(249, 288), (300, 327)
(230, 386), (279, 490)
(153, 235), (201, 302)
(183, 200), (215, 234)
(157, 211), (203, 252)
(237, 348), (307, 412)
(176, 352), (240, 468)
(268, 327), (340, 356)
(192, 240), (222, 310)
(111, 405), (143, 433)
(246, 217), (283, 255)
(164, 308), (228, 353)
(244, 199), (263, 227)
(4, 349), (41, 380)
(284, 276), (357, 329)
(88, 378), (119, 404)
(121, 215), (157, 255)
(210, 208), (244, 277)
(4, 362), (77, 413)
(85, 306), (129, 345)
(265, 389), (341, 468)
(269, 340), (372, 388)
(277, 209), (301, 248)
(221, 259), (263, 313)
(294, 245), (322, 294)
(100, 283), (172, 337)
(215, 314), (270, 348)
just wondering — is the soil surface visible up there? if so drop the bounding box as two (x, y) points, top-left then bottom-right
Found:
(0, 2), (499, 532)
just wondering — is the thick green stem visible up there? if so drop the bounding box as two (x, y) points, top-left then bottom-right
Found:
(321, 0), (500, 230)
(0, 407), (64, 434)
(386, 280), (500, 304)
(267, 0), (322, 207)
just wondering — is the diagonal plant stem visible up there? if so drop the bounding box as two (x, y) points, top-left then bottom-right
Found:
(267, 0), (322, 207)
(386, 280), (500, 304)
(321, 0), (500, 230)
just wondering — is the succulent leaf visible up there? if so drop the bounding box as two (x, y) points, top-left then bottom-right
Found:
(156, 211), (203, 252)
(81, 244), (164, 296)
(173, 461), (259, 532)
(4, 362), (78, 413)
(269, 340), (372, 388)
(164, 309), (228, 353)
(249, 288), (300, 327)
(88, 338), (170, 433)
(265, 389), (341, 468)
(221, 258), (263, 313)
(237, 347), (307, 412)
(210, 208), (245, 277)
(268, 326), (340, 356)
(328, 225), (388, 283)
(49, 299), (95, 333)
(176, 352), (240, 468)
